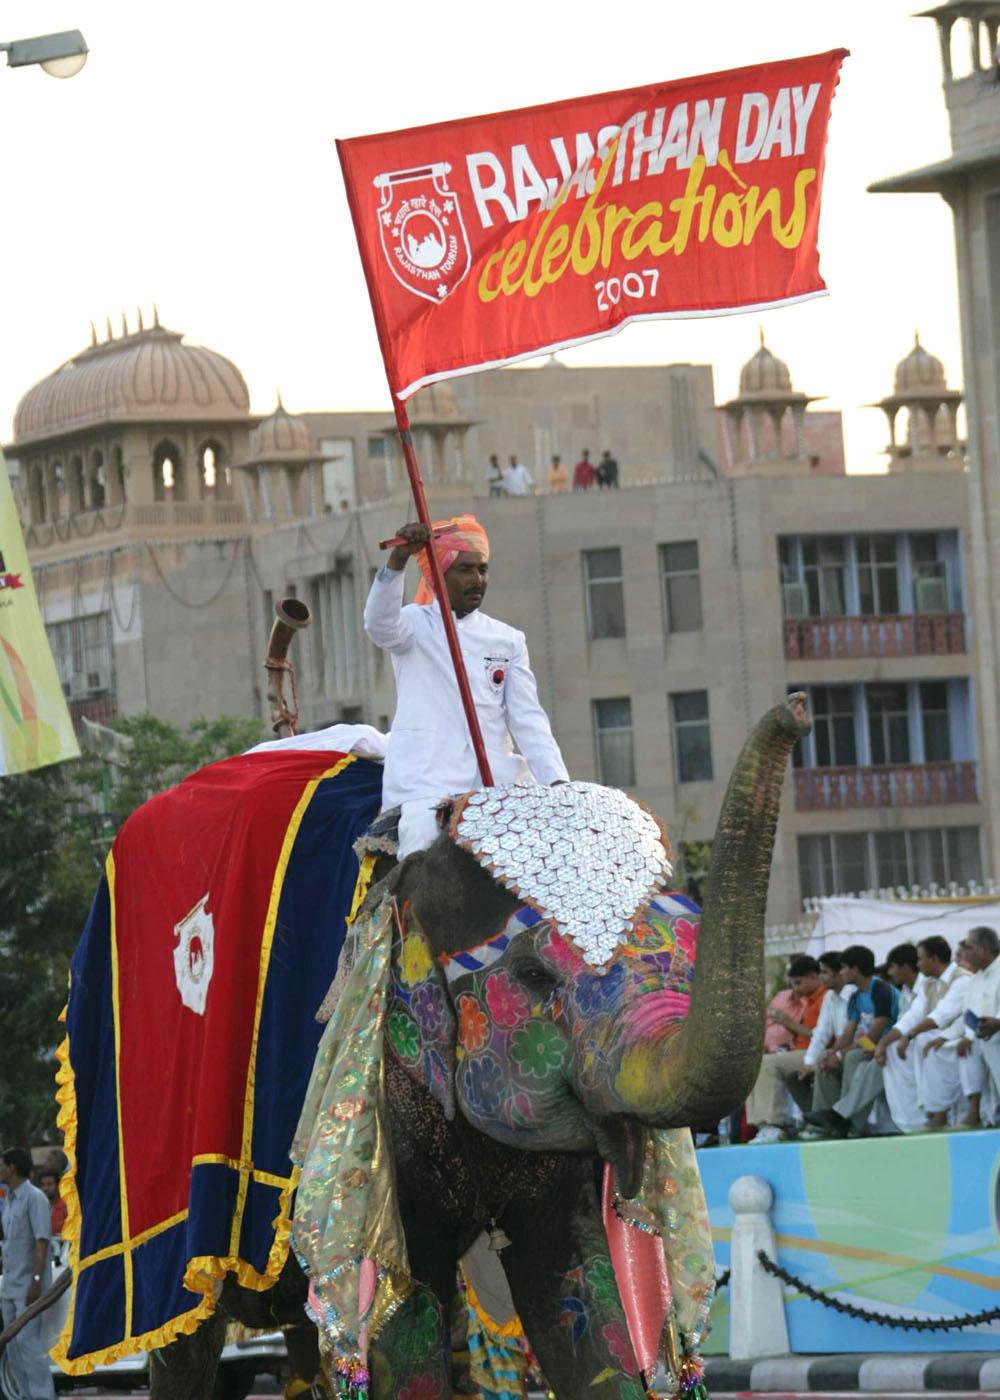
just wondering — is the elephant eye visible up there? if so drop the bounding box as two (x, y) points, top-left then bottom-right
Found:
(515, 963), (558, 993)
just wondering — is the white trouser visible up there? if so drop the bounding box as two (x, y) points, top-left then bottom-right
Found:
(980, 1036), (1000, 1122)
(881, 1035), (924, 1133)
(1, 1293), (57, 1400)
(919, 1039), (964, 1115)
(959, 1038), (987, 1098)
(398, 798), (448, 859)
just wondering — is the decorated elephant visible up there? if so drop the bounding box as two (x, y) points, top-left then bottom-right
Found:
(143, 693), (808, 1400)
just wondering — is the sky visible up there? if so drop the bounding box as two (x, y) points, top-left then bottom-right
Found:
(0, 1), (962, 472)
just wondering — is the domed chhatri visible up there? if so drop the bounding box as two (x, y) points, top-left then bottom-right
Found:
(738, 330), (794, 398)
(13, 316), (249, 446)
(247, 395), (314, 463)
(894, 332), (947, 394)
(875, 332), (963, 472)
(721, 331), (819, 476)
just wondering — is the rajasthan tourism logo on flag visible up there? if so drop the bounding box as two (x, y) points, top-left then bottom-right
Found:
(0, 451), (79, 775)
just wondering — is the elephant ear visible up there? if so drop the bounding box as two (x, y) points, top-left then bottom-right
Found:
(386, 900), (457, 1120)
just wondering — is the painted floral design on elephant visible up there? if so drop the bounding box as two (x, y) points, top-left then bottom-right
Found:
(483, 969), (530, 1027)
(510, 1021), (565, 1079)
(457, 993), (489, 1052)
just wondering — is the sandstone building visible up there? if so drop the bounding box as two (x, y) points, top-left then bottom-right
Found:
(6, 317), (988, 928)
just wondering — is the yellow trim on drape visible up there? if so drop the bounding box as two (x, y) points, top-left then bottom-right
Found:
(50, 755), (367, 1375)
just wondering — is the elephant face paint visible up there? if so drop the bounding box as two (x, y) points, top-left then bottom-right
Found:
(417, 893), (701, 1150)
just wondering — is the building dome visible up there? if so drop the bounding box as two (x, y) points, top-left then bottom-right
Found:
(894, 333), (947, 394)
(408, 380), (462, 424)
(12, 320), (250, 446)
(738, 334), (794, 396)
(249, 397), (314, 461)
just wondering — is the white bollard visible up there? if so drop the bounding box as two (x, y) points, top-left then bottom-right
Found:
(727, 1174), (790, 1360)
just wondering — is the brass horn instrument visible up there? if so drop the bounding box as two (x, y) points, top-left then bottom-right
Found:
(264, 597), (312, 738)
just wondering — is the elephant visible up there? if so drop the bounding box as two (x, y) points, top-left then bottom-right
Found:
(148, 694), (809, 1400)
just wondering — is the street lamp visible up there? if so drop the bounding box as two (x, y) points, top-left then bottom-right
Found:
(0, 29), (88, 79)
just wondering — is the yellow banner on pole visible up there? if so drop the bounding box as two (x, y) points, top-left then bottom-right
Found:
(0, 452), (79, 774)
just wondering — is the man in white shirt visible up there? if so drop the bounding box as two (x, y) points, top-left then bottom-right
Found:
(502, 455), (534, 497)
(364, 515), (569, 857)
(877, 935), (963, 1133)
(916, 939), (974, 1126)
(800, 952), (854, 1121)
(952, 926), (1000, 1127)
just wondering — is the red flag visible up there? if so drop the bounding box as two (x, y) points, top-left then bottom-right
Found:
(338, 50), (846, 400)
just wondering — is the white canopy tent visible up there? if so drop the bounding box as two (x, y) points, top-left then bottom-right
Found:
(808, 897), (1000, 963)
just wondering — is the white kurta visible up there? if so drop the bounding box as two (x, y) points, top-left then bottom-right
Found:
(363, 566), (568, 812)
(916, 974), (971, 1115)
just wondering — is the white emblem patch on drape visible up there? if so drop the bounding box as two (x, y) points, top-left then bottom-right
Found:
(172, 894), (215, 1015)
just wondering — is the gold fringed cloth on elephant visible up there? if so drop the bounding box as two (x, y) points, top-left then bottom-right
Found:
(291, 893), (412, 1391)
(52, 749), (383, 1374)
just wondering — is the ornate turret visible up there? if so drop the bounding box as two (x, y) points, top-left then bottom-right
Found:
(231, 396), (321, 519)
(720, 332), (822, 475)
(874, 333), (964, 471)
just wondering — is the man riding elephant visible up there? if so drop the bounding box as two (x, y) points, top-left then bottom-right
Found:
(364, 515), (569, 858)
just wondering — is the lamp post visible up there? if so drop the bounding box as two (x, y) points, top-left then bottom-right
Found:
(0, 29), (88, 79)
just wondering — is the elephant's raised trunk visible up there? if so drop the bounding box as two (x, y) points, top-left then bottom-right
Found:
(615, 693), (811, 1126)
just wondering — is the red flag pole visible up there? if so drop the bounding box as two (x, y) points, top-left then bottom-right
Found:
(392, 399), (494, 787)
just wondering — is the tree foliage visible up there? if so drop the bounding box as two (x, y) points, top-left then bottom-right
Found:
(0, 713), (263, 1146)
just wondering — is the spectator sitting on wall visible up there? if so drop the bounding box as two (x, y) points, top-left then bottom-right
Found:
(953, 925), (1000, 1128)
(915, 938), (975, 1129)
(763, 963), (807, 1056)
(799, 951), (853, 1132)
(596, 449), (619, 489)
(37, 1169), (66, 1237)
(548, 454), (569, 493)
(808, 942), (917, 1139)
(502, 454), (534, 497)
(487, 453), (506, 498)
(805, 944), (898, 1138)
(573, 449), (596, 490)
(745, 955), (827, 1143)
(878, 935), (964, 1133)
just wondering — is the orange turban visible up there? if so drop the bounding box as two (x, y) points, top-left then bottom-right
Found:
(415, 514), (490, 604)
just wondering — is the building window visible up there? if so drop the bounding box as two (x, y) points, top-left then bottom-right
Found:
(867, 683), (910, 765)
(46, 612), (114, 699)
(308, 565), (359, 698)
(593, 697), (635, 787)
(583, 548), (626, 639)
(919, 681), (951, 762)
(367, 434), (389, 458)
(797, 833), (868, 901)
(811, 685), (857, 768)
(801, 536), (846, 616)
(799, 827), (982, 902)
(153, 441), (184, 502)
(671, 690), (712, 783)
(660, 541), (703, 632)
(856, 534), (899, 615)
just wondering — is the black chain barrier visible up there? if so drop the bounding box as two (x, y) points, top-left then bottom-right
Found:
(756, 1250), (1000, 1332)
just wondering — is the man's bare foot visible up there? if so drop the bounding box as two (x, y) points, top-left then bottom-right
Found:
(962, 1114), (981, 1128)
(925, 1111), (947, 1130)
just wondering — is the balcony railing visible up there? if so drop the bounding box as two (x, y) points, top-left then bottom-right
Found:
(794, 761), (978, 810)
(68, 692), (118, 730)
(784, 613), (966, 660)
